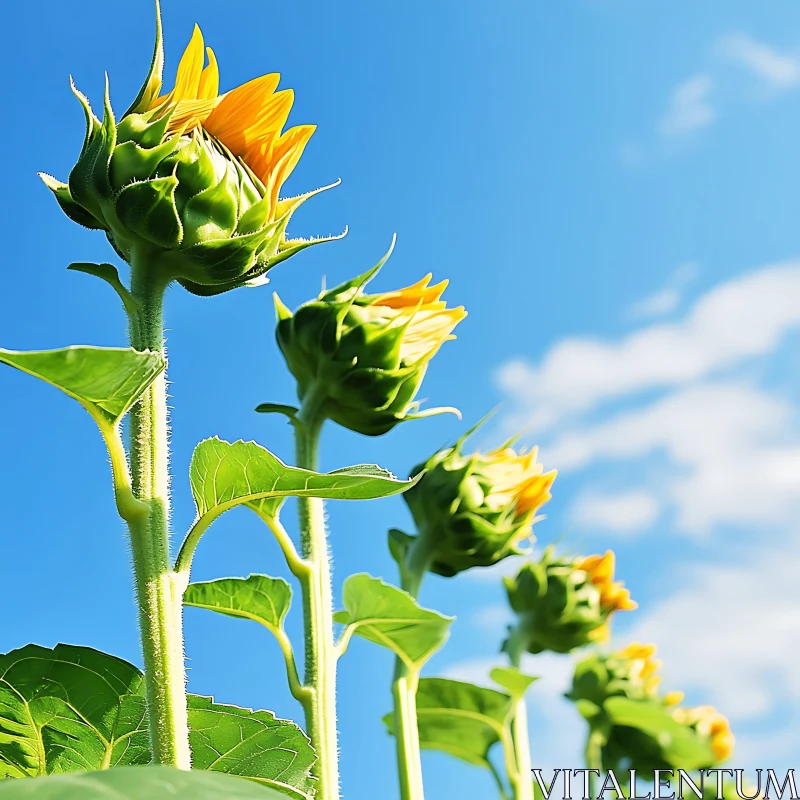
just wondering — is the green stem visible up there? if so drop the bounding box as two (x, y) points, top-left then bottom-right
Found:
(126, 253), (191, 769)
(506, 629), (533, 800)
(392, 535), (434, 800)
(294, 384), (339, 800)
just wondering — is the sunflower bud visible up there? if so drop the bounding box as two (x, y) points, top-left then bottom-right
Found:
(503, 547), (636, 655)
(400, 431), (556, 577)
(40, 6), (339, 295)
(568, 642), (667, 708)
(568, 644), (734, 773)
(274, 242), (466, 435)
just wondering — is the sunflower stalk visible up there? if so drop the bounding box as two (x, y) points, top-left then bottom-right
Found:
(125, 246), (191, 768)
(294, 382), (340, 800)
(504, 628), (534, 800)
(391, 534), (435, 800)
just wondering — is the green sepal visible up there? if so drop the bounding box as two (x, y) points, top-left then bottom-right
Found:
(38, 173), (105, 231)
(124, 0), (165, 117)
(68, 77), (116, 220)
(109, 135), (179, 192)
(319, 235), (395, 302)
(69, 78), (101, 155)
(181, 169), (240, 247)
(114, 175), (183, 248)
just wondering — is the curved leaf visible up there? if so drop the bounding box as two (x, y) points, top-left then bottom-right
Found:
(184, 575), (291, 632)
(188, 696), (315, 798)
(189, 437), (415, 521)
(604, 697), (716, 768)
(0, 644), (148, 778)
(0, 765), (287, 799)
(0, 346), (163, 426)
(386, 677), (512, 770)
(334, 574), (452, 670)
(490, 666), (539, 699)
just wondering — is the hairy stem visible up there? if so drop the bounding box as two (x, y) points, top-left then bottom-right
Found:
(506, 629), (533, 800)
(294, 384), (339, 800)
(392, 535), (434, 800)
(126, 254), (191, 769)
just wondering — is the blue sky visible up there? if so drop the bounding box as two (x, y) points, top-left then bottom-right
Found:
(2, 0), (800, 796)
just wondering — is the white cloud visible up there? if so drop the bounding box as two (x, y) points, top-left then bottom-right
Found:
(628, 262), (698, 320)
(547, 381), (800, 533)
(658, 74), (715, 137)
(570, 490), (660, 535)
(717, 33), (800, 88)
(496, 262), (800, 429)
(622, 545), (800, 730)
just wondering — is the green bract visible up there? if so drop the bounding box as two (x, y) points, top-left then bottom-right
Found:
(273, 243), (464, 435)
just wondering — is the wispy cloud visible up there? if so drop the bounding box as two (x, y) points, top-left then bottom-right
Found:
(496, 262), (800, 429)
(548, 381), (800, 533)
(570, 489), (660, 535)
(658, 74), (715, 137)
(627, 262), (698, 320)
(717, 33), (800, 88)
(621, 544), (800, 769)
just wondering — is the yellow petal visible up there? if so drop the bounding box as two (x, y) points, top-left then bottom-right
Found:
(375, 276), (449, 309)
(664, 691), (684, 706)
(198, 47), (219, 100)
(266, 124), (316, 211)
(171, 25), (206, 103)
(204, 74), (283, 155)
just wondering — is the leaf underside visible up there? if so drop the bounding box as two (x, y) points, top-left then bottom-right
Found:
(0, 346), (163, 426)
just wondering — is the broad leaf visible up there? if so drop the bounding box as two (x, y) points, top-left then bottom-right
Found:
(0, 765), (288, 799)
(0, 346), (163, 426)
(334, 574), (452, 670)
(0, 645), (315, 797)
(0, 644), (148, 778)
(386, 677), (512, 770)
(189, 437), (415, 521)
(604, 697), (716, 768)
(184, 575), (291, 633)
(490, 666), (539, 699)
(188, 696), (315, 798)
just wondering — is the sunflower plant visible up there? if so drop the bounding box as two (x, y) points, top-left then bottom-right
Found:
(0, 5), (739, 800)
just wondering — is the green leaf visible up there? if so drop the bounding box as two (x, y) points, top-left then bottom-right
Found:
(490, 666), (539, 699)
(0, 346), (164, 427)
(334, 574), (452, 670)
(184, 574), (291, 633)
(386, 678), (512, 770)
(254, 403), (299, 422)
(0, 644), (149, 778)
(189, 437), (416, 522)
(0, 765), (288, 799)
(124, 0), (165, 116)
(188, 696), (315, 798)
(67, 263), (139, 317)
(604, 697), (716, 768)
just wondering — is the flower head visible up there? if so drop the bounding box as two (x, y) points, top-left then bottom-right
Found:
(673, 705), (735, 762)
(273, 240), (465, 435)
(41, 3), (338, 295)
(400, 430), (555, 578)
(568, 643), (734, 775)
(503, 547), (635, 655)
